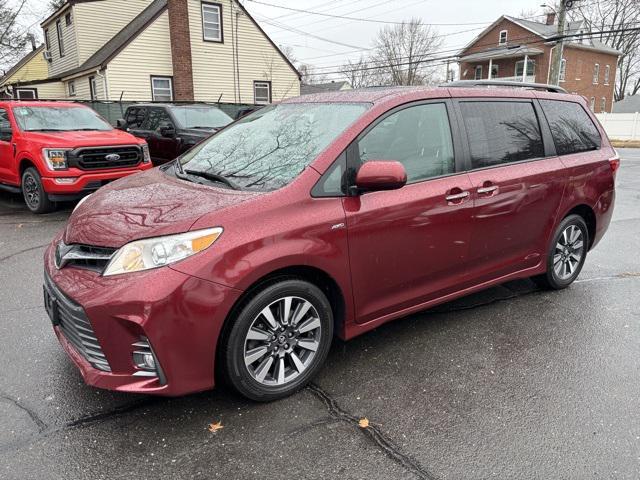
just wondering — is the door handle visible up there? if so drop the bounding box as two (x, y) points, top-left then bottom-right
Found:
(445, 191), (470, 201)
(477, 185), (498, 194)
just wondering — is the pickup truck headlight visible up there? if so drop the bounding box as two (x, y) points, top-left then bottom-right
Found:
(43, 148), (70, 170)
(103, 228), (223, 276)
(141, 144), (151, 163)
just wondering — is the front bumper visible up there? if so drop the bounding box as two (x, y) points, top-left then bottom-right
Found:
(44, 239), (242, 396)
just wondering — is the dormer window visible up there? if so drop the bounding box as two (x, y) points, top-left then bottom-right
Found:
(499, 30), (508, 45)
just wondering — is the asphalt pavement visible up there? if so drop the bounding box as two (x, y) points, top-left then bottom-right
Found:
(1, 149), (639, 480)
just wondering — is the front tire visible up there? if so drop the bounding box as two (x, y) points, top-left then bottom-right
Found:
(222, 279), (333, 402)
(22, 167), (54, 214)
(533, 214), (588, 290)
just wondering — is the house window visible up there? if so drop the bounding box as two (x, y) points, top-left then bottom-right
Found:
(593, 63), (599, 84)
(559, 58), (566, 82)
(515, 59), (535, 78)
(68, 81), (76, 97)
(490, 64), (499, 78)
(601, 97), (606, 112)
(89, 76), (97, 100)
(65, 12), (72, 26)
(16, 88), (37, 99)
(604, 65), (610, 85)
(56, 19), (65, 57)
(576, 59), (583, 80)
(498, 30), (508, 45)
(254, 81), (271, 104)
(589, 97), (595, 111)
(151, 76), (173, 101)
(44, 28), (50, 51)
(474, 65), (482, 80)
(202, 2), (222, 42)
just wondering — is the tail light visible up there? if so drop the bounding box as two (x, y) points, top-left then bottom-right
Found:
(609, 150), (620, 176)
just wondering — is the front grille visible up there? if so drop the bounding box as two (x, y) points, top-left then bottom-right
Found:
(70, 145), (142, 170)
(55, 242), (116, 273)
(44, 274), (111, 372)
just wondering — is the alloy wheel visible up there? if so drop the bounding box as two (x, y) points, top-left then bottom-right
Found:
(553, 224), (584, 281)
(23, 173), (40, 209)
(243, 296), (322, 386)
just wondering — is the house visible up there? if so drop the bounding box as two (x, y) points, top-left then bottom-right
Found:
(37, 0), (300, 103)
(458, 14), (620, 112)
(0, 45), (65, 99)
(301, 80), (351, 95)
(613, 95), (640, 113)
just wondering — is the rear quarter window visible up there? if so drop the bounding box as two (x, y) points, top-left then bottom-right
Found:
(459, 101), (544, 169)
(539, 100), (601, 155)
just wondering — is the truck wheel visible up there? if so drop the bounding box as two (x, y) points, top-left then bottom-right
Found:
(22, 167), (55, 214)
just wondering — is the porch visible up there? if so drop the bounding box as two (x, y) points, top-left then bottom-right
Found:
(458, 45), (543, 83)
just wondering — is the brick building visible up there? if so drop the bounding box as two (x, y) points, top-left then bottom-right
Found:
(458, 14), (620, 112)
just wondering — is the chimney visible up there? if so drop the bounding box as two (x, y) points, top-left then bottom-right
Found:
(27, 34), (37, 51)
(167, 0), (195, 101)
(546, 12), (556, 25)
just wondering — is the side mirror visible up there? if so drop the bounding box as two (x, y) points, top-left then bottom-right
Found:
(355, 160), (407, 193)
(116, 118), (127, 129)
(0, 123), (12, 142)
(159, 122), (175, 138)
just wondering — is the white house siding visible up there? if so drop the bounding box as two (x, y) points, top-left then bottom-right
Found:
(19, 80), (66, 100)
(106, 11), (174, 101)
(66, 72), (107, 101)
(44, 8), (80, 77)
(188, 0), (300, 103)
(73, 0), (153, 64)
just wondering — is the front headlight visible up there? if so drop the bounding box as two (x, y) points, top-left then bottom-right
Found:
(141, 144), (151, 163)
(103, 227), (223, 276)
(43, 148), (70, 170)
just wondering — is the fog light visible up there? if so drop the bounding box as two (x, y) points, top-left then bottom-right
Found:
(142, 353), (155, 370)
(54, 177), (76, 184)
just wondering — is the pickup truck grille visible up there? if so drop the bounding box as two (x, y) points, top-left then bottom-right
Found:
(70, 145), (142, 170)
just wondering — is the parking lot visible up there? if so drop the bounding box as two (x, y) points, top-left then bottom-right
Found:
(1, 149), (638, 480)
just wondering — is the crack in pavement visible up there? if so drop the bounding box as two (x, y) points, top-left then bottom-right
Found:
(306, 383), (440, 480)
(0, 244), (49, 264)
(0, 394), (47, 433)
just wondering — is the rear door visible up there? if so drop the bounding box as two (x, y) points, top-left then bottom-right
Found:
(454, 98), (566, 282)
(344, 100), (476, 324)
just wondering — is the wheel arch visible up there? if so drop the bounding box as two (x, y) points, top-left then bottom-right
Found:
(564, 204), (596, 249)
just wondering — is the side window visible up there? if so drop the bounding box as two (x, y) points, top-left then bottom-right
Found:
(145, 107), (173, 131)
(459, 101), (544, 169)
(0, 109), (12, 142)
(125, 108), (140, 127)
(539, 100), (601, 155)
(357, 103), (455, 183)
(311, 152), (347, 197)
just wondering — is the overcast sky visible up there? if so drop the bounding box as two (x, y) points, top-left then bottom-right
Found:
(11, 0), (551, 80)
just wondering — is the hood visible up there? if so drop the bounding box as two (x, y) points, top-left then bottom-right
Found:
(26, 128), (141, 147)
(64, 167), (263, 248)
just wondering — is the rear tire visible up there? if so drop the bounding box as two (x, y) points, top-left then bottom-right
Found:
(533, 214), (588, 290)
(22, 167), (55, 214)
(221, 279), (333, 402)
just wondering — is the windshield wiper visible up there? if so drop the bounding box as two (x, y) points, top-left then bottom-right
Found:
(184, 169), (241, 190)
(27, 128), (67, 132)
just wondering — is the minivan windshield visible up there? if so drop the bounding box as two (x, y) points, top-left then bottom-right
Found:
(178, 102), (369, 191)
(13, 106), (113, 132)
(169, 105), (233, 129)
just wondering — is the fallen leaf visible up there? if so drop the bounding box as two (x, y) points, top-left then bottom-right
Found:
(208, 421), (224, 433)
(358, 418), (369, 429)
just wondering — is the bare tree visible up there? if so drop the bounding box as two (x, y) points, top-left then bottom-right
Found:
(49, 0), (65, 10)
(369, 18), (443, 86)
(341, 56), (379, 88)
(570, 0), (640, 100)
(298, 63), (328, 85)
(0, 0), (28, 71)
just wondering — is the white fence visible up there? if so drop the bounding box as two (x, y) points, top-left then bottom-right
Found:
(596, 112), (640, 141)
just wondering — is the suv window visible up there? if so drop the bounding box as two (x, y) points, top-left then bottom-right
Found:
(460, 101), (544, 169)
(357, 103), (455, 183)
(126, 107), (147, 129)
(144, 107), (173, 131)
(539, 100), (601, 155)
(0, 108), (12, 142)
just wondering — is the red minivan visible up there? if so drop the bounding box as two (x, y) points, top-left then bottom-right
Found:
(0, 101), (152, 213)
(43, 83), (617, 401)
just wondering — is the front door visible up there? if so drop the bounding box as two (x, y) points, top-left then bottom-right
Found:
(455, 99), (566, 282)
(344, 101), (475, 324)
(0, 108), (15, 182)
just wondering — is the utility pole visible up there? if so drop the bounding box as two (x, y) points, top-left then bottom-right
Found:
(549, 0), (568, 85)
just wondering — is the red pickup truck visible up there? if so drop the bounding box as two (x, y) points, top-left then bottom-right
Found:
(0, 101), (152, 213)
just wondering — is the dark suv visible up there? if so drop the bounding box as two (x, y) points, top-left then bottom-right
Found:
(118, 104), (232, 165)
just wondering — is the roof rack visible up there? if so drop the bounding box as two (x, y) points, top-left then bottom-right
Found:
(444, 80), (568, 94)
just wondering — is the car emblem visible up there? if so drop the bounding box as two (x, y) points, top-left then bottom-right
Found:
(105, 153), (121, 162)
